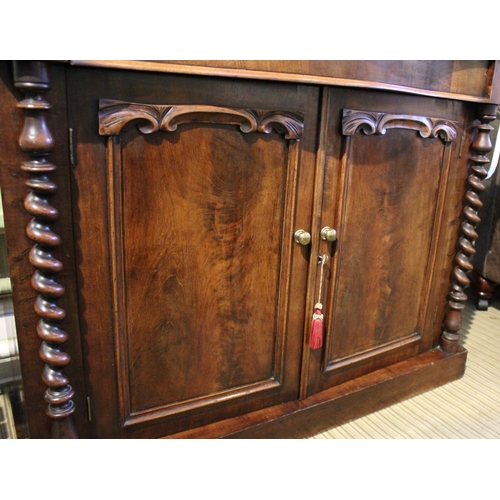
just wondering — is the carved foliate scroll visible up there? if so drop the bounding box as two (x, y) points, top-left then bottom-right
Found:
(98, 100), (304, 140)
(441, 104), (499, 352)
(342, 109), (458, 143)
(13, 61), (77, 438)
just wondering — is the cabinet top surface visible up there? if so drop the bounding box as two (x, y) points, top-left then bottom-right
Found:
(68, 60), (500, 104)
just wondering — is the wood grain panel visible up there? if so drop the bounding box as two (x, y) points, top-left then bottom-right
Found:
(113, 125), (290, 416)
(98, 100), (305, 426)
(302, 89), (460, 397)
(325, 130), (444, 363)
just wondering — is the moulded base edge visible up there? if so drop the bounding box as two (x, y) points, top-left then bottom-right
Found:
(165, 347), (467, 439)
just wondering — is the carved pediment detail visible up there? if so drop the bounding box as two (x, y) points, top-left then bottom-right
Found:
(98, 99), (304, 140)
(342, 109), (458, 143)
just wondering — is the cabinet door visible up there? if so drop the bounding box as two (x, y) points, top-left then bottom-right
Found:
(302, 88), (467, 396)
(67, 67), (319, 438)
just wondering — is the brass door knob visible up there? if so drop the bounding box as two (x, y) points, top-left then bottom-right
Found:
(294, 230), (311, 245)
(320, 226), (337, 242)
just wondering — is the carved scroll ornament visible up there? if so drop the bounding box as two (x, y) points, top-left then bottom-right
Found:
(98, 99), (304, 140)
(342, 109), (458, 143)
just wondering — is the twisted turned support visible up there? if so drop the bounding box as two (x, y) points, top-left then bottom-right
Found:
(440, 103), (498, 353)
(13, 61), (78, 438)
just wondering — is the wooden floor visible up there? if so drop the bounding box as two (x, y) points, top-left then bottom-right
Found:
(311, 296), (500, 439)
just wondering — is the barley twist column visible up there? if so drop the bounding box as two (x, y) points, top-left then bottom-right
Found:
(440, 103), (498, 353)
(13, 61), (78, 438)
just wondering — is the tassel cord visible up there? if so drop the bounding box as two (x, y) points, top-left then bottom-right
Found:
(309, 254), (327, 349)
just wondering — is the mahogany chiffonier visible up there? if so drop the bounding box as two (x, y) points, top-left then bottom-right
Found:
(0, 60), (498, 439)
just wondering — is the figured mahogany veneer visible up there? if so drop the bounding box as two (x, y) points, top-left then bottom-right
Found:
(0, 60), (498, 439)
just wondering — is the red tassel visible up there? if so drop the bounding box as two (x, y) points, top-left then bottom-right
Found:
(309, 303), (324, 349)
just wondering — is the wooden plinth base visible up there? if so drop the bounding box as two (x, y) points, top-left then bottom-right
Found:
(167, 347), (467, 439)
